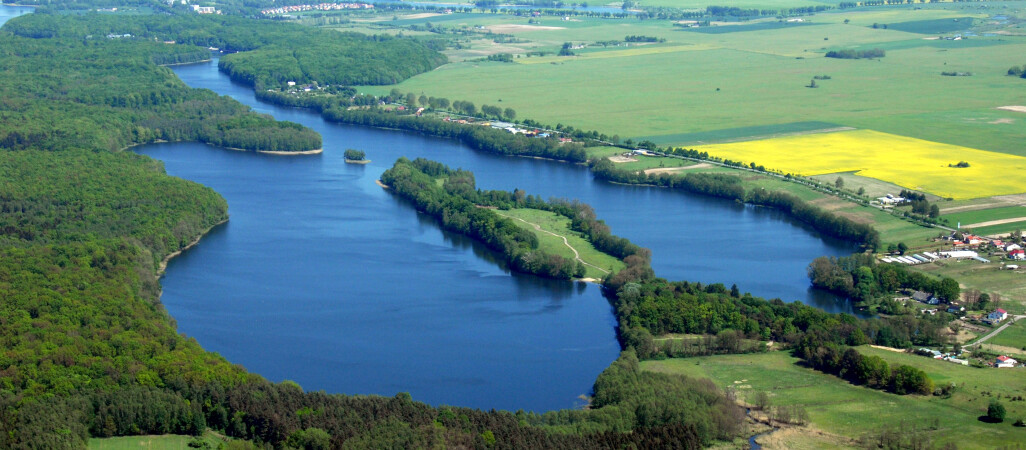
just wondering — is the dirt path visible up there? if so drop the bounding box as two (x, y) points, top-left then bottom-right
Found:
(963, 216), (1026, 229)
(967, 316), (1026, 347)
(643, 163), (712, 175)
(495, 213), (610, 275)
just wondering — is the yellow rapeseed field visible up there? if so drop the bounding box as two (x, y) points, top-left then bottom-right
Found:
(694, 130), (1026, 199)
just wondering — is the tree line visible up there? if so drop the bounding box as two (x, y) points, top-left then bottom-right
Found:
(794, 334), (935, 395)
(589, 158), (880, 248)
(825, 48), (886, 59)
(321, 107), (588, 162)
(808, 253), (960, 312)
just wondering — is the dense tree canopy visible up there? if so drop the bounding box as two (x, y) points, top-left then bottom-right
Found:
(0, 15), (321, 153)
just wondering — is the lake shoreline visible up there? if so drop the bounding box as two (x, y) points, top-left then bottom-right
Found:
(158, 218), (229, 276)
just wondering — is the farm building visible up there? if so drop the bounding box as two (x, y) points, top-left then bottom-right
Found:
(987, 308), (1008, 322)
(940, 250), (978, 259)
(1010, 249), (1025, 260)
(996, 356), (1018, 368)
(1007, 244), (1022, 251)
(912, 291), (936, 303)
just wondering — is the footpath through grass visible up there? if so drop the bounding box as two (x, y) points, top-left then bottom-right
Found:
(496, 208), (625, 279)
(641, 350), (1026, 448)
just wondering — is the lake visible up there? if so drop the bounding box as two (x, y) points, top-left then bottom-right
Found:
(136, 60), (856, 412)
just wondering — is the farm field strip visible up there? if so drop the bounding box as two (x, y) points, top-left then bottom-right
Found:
(516, 43), (718, 64)
(693, 130), (1026, 199)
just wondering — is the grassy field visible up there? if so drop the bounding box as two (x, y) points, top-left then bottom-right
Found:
(693, 130), (1026, 199)
(911, 260), (1026, 315)
(642, 350), (1026, 448)
(943, 206), (1026, 227)
(357, 8), (1026, 160)
(88, 431), (235, 450)
(988, 320), (1026, 350)
(495, 208), (626, 278)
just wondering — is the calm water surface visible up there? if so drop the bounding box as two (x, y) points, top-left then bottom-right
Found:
(0, 5), (32, 26)
(136, 60), (857, 412)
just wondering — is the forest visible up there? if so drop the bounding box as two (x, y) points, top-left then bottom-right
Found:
(6, 9), (447, 89)
(0, 18), (320, 153)
(0, 151), (745, 448)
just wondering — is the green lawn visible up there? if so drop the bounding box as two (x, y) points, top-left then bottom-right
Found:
(642, 351), (1026, 448)
(88, 431), (236, 450)
(496, 208), (626, 278)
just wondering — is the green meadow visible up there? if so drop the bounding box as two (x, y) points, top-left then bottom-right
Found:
(496, 208), (626, 278)
(88, 431), (238, 450)
(642, 350), (1026, 448)
(943, 205), (1026, 227)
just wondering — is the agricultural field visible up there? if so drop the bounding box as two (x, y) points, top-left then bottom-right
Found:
(494, 208), (626, 278)
(943, 205), (1026, 230)
(693, 130), (1026, 199)
(357, 8), (1026, 151)
(642, 350), (1026, 448)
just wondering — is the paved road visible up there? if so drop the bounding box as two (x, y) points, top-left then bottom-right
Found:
(967, 315), (1025, 347)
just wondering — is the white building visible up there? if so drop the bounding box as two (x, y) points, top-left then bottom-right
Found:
(996, 355), (1018, 368)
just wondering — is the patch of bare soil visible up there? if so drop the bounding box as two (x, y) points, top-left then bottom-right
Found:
(808, 197), (849, 211)
(756, 425), (858, 449)
(983, 343), (1025, 356)
(997, 106), (1026, 113)
(870, 344), (907, 353)
(643, 163), (712, 174)
(608, 155), (637, 163)
(990, 118), (1015, 124)
(993, 194), (1026, 205)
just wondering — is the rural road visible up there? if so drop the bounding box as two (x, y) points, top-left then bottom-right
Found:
(496, 213), (610, 275)
(966, 315), (1025, 347)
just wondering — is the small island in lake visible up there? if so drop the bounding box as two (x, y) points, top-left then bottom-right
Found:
(344, 148), (370, 164)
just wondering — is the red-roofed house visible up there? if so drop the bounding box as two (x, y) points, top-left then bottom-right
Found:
(996, 355), (1018, 368)
(987, 308), (1008, 322)
(1010, 249), (1025, 260)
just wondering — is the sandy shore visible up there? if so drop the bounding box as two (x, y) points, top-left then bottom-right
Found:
(257, 148), (323, 155)
(159, 218), (228, 276)
(345, 158), (371, 164)
(375, 180), (390, 189)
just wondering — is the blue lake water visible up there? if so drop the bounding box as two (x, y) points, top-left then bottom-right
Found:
(138, 61), (857, 412)
(0, 4), (32, 26)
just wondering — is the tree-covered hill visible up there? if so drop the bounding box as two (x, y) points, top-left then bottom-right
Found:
(0, 23), (321, 153)
(6, 10), (449, 88)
